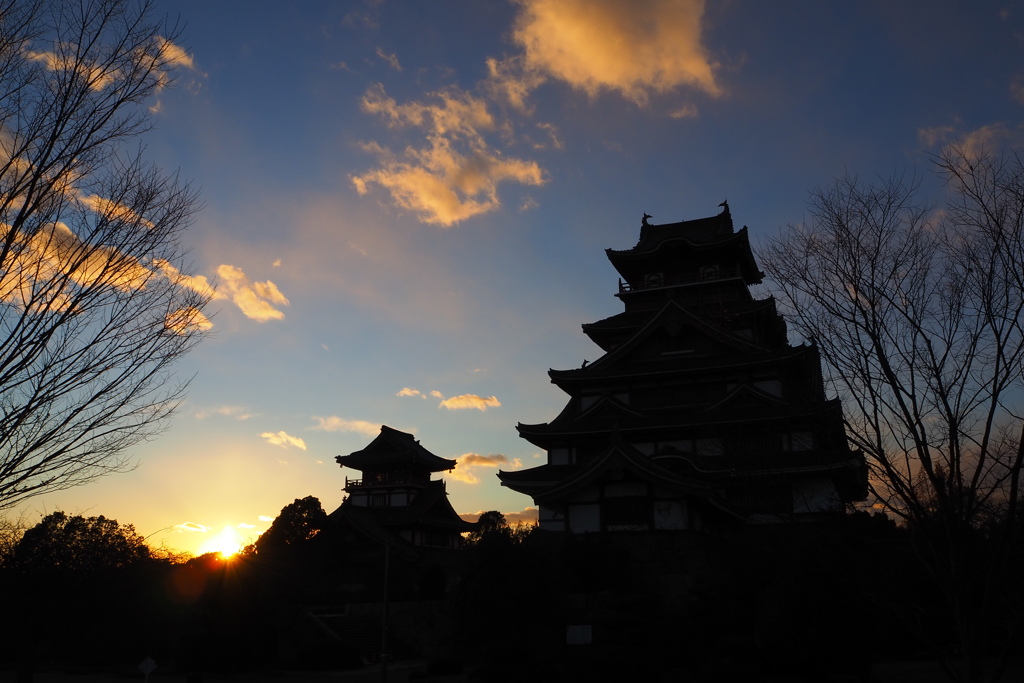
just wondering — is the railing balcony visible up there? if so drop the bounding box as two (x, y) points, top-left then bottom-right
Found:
(345, 473), (434, 489)
(618, 266), (739, 293)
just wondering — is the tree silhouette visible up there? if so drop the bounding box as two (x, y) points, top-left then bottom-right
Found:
(763, 143), (1024, 683)
(0, 0), (210, 509)
(253, 495), (327, 556)
(5, 510), (149, 573)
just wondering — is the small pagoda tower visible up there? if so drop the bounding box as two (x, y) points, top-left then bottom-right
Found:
(330, 425), (476, 549)
(498, 204), (866, 533)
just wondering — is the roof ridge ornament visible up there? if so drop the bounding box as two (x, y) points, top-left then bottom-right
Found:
(642, 212), (652, 227)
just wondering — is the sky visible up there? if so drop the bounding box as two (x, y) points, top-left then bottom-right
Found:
(9, 0), (1024, 557)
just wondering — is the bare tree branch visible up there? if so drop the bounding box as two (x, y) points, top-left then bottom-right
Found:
(0, 0), (209, 508)
(763, 147), (1024, 682)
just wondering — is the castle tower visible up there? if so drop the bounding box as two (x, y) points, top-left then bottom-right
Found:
(332, 425), (476, 548)
(498, 205), (866, 533)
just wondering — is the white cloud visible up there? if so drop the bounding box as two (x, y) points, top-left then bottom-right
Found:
(376, 47), (402, 71)
(194, 405), (253, 421)
(260, 430), (307, 450)
(311, 416), (381, 435)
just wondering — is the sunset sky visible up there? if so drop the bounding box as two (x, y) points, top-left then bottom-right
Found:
(12, 0), (1024, 556)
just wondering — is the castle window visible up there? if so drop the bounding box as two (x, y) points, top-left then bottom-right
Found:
(784, 432), (815, 451)
(697, 438), (723, 456)
(699, 265), (720, 280)
(605, 497), (650, 529)
(549, 447), (570, 465)
(370, 492), (388, 507)
(754, 379), (783, 397)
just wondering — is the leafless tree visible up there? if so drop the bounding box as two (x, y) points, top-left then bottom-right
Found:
(0, 0), (210, 508)
(763, 144), (1024, 683)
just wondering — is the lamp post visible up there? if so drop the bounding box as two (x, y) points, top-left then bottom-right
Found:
(380, 542), (390, 683)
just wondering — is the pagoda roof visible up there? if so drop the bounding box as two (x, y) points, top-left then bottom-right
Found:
(582, 296), (788, 354)
(606, 207), (763, 285)
(584, 296), (782, 334)
(497, 442), (742, 517)
(328, 479), (478, 539)
(517, 395), (846, 443)
(548, 301), (804, 388)
(501, 435), (863, 499)
(335, 425), (457, 473)
(612, 206), (736, 254)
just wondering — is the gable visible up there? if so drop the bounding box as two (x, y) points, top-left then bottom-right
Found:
(590, 303), (762, 372)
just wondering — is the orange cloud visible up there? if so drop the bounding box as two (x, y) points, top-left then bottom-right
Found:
(511, 0), (721, 104)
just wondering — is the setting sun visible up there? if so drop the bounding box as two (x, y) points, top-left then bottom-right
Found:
(199, 525), (245, 558)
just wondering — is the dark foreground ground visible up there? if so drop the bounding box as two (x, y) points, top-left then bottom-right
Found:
(5, 659), (1024, 683)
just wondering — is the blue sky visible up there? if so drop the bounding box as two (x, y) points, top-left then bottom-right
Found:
(14, 0), (1024, 556)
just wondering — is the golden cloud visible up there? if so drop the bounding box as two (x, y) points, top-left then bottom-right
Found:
(512, 0), (721, 104)
(217, 264), (290, 322)
(153, 259), (220, 300)
(397, 387), (426, 398)
(165, 306), (213, 335)
(353, 85), (545, 226)
(311, 416), (381, 435)
(485, 56), (546, 112)
(448, 452), (510, 483)
(918, 122), (1024, 161)
(260, 430), (307, 450)
(25, 49), (116, 91)
(438, 394), (501, 411)
(154, 36), (195, 71)
(0, 221), (157, 312)
(79, 193), (155, 229)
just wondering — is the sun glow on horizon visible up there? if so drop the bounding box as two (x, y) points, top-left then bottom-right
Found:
(199, 525), (245, 558)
